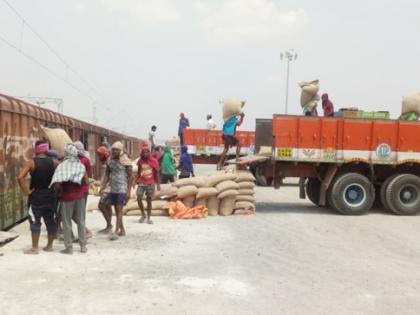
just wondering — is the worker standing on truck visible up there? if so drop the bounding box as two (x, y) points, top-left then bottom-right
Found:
(136, 144), (160, 224)
(17, 140), (59, 254)
(149, 125), (157, 150)
(96, 146), (113, 234)
(178, 113), (190, 146)
(206, 114), (217, 129)
(217, 111), (245, 170)
(322, 93), (335, 117)
(100, 141), (133, 241)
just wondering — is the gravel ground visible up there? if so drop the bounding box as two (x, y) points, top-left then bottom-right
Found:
(2, 183), (420, 315)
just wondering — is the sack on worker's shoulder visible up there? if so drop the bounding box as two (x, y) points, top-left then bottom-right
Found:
(402, 92), (420, 115)
(223, 98), (245, 121)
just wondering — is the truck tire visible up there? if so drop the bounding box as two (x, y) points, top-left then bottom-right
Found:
(385, 174), (420, 215)
(306, 178), (328, 207)
(328, 173), (374, 215)
(380, 174), (400, 212)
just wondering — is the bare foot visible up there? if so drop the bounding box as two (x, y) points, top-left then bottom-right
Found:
(98, 226), (113, 234)
(109, 233), (119, 241)
(86, 229), (93, 239)
(24, 248), (39, 255)
(43, 246), (53, 252)
(118, 230), (126, 237)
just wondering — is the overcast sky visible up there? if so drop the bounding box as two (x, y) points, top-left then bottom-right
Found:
(1, 0), (419, 140)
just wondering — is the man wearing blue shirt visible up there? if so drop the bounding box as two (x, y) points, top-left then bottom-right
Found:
(217, 112), (245, 170)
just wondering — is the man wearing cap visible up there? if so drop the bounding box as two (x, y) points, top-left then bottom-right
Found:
(96, 146), (113, 233)
(100, 141), (133, 240)
(17, 140), (59, 254)
(136, 144), (160, 224)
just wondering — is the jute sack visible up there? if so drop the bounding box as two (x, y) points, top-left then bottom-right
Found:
(151, 209), (169, 216)
(238, 189), (255, 196)
(41, 127), (72, 158)
(234, 209), (255, 215)
(207, 197), (220, 216)
(402, 92), (420, 115)
(182, 196), (195, 208)
(174, 177), (206, 188)
(152, 200), (167, 210)
(258, 146), (272, 156)
(236, 195), (256, 203)
(219, 196), (236, 216)
(216, 180), (240, 193)
(218, 189), (239, 200)
(238, 181), (256, 189)
(125, 200), (139, 211)
(235, 172), (256, 183)
(234, 201), (256, 211)
(86, 202), (99, 212)
(177, 185), (198, 199)
(153, 184), (178, 199)
(207, 173), (238, 187)
(195, 198), (207, 207)
(223, 98), (244, 121)
(126, 210), (142, 216)
(299, 80), (319, 106)
(197, 187), (218, 199)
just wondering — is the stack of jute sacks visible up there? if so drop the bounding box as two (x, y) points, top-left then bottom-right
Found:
(124, 184), (178, 217)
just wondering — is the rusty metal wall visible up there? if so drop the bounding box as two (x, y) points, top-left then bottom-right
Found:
(0, 93), (143, 230)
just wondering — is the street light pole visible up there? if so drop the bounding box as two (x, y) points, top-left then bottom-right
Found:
(280, 50), (298, 115)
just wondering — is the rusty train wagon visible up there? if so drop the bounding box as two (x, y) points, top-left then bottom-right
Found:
(0, 93), (143, 230)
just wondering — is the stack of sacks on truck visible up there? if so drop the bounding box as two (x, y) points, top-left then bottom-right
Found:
(124, 184), (178, 217)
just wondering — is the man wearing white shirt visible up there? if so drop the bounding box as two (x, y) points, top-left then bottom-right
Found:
(206, 114), (216, 130)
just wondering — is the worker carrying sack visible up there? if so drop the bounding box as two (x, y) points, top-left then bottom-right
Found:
(299, 80), (319, 106)
(402, 92), (420, 115)
(41, 126), (72, 158)
(223, 98), (245, 121)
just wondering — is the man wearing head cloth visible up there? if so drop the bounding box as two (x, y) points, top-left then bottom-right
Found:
(17, 140), (59, 254)
(100, 141), (133, 240)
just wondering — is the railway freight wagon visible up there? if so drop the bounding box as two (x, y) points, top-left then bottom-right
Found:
(0, 93), (143, 230)
(243, 115), (420, 215)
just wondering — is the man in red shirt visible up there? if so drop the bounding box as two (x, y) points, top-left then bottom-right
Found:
(322, 93), (335, 117)
(136, 144), (160, 224)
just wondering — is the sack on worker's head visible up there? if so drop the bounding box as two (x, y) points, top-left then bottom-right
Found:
(219, 196), (236, 216)
(216, 180), (240, 193)
(223, 98), (245, 121)
(177, 185), (198, 199)
(207, 196), (220, 216)
(174, 177), (206, 188)
(234, 201), (256, 211)
(402, 92), (420, 115)
(237, 181), (256, 189)
(236, 195), (256, 203)
(238, 189), (255, 196)
(207, 173), (238, 187)
(197, 187), (218, 199)
(182, 196), (195, 208)
(218, 189), (240, 199)
(299, 80), (320, 107)
(40, 127), (72, 158)
(154, 185), (178, 199)
(235, 172), (256, 183)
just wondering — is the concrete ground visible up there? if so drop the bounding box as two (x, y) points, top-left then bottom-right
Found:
(2, 185), (420, 315)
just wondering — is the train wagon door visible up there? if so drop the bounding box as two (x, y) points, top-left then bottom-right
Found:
(342, 119), (372, 163)
(297, 117), (321, 161)
(320, 118), (339, 163)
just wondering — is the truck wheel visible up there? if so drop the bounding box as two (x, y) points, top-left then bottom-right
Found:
(328, 173), (374, 215)
(380, 174), (400, 212)
(385, 174), (420, 215)
(306, 178), (324, 206)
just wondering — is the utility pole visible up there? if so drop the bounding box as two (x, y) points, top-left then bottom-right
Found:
(280, 50), (298, 115)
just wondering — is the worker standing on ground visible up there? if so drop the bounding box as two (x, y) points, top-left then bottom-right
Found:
(217, 110), (245, 170)
(161, 146), (176, 183)
(17, 140), (59, 254)
(136, 144), (160, 224)
(178, 113), (190, 146)
(322, 93), (335, 117)
(206, 114), (217, 129)
(74, 141), (93, 239)
(100, 141), (133, 241)
(178, 146), (195, 178)
(50, 143), (88, 255)
(96, 146), (113, 234)
(149, 125), (157, 150)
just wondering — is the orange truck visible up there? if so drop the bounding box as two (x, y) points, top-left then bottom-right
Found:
(185, 115), (420, 215)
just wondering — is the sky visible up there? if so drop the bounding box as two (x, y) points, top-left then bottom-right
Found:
(0, 0), (419, 140)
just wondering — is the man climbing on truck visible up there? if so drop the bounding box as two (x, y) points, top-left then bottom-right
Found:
(217, 109), (245, 170)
